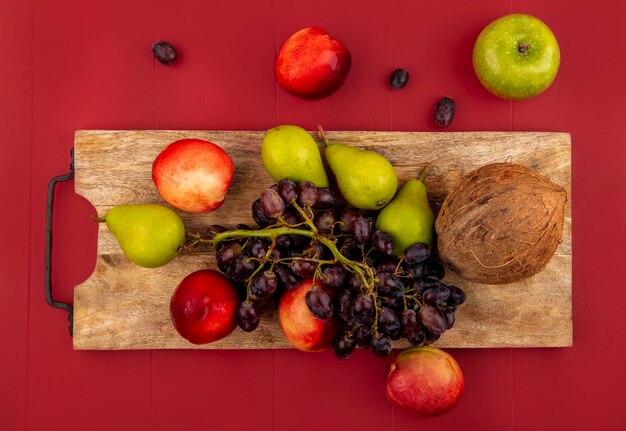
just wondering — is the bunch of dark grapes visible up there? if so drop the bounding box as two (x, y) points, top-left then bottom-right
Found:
(209, 179), (466, 359)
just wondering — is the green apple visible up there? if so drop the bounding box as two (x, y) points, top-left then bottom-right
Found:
(473, 14), (560, 100)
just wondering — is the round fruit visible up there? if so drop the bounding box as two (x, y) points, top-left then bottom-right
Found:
(436, 163), (567, 284)
(278, 279), (340, 352)
(386, 346), (464, 416)
(170, 269), (239, 344)
(473, 13), (560, 100)
(152, 139), (234, 213)
(276, 27), (352, 99)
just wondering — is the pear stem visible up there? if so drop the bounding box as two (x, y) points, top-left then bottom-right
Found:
(92, 215), (106, 223)
(418, 166), (430, 183)
(317, 124), (331, 147)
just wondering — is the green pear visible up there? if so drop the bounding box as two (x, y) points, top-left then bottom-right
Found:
(105, 204), (185, 268)
(325, 144), (397, 210)
(261, 125), (329, 187)
(375, 178), (435, 255)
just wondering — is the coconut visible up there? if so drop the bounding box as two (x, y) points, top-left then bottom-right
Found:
(435, 163), (567, 284)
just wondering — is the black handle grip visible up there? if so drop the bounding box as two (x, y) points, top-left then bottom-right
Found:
(45, 148), (75, 336)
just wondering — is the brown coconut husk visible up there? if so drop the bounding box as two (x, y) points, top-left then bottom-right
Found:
(435, 163), (567, 285)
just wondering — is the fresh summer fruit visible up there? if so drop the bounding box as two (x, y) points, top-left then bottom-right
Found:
(386, 346), (464, 416)
(105, 204), (185, 268)
(473, 13), (560, 100)
(170, 269), (239, 344)
(276, 27), (352, 99)
(436, 163), (566, 284)
(434, 97), (455, 128)
(279, 279), (340, 352)
(324, 141), (398, 210)
(389, 68), (409, 89)
(376, 177), (435, 255)
(152, 41), (177, 65)
(152, 139), (234, 213)
(261, 125), (329, 187)
(205, 181), (465, 359)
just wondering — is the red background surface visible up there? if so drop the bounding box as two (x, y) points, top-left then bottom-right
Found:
(2, 0), (625, 430)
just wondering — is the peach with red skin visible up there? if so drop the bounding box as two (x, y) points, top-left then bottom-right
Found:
(386, 346), (464, 416)
(276, 27), (352, 99)
(279, 279), (340, 352)
(152, 139), (234, 213)
(170, 269), (239, 344)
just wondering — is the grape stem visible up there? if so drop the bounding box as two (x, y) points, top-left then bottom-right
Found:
(212, 226), (373, 290)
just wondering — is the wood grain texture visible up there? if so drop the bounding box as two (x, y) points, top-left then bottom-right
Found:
(72, 130), (572, 350)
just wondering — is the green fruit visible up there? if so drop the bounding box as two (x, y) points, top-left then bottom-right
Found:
(325, 144), (397, 210)
(105, 204), (185, 268)
(376, 178), (434, 255)
(472, 13), (560, 100)
(261, 125), (329, 187)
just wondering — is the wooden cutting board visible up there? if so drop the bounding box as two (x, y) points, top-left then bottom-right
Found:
(72, 130), (572, 350)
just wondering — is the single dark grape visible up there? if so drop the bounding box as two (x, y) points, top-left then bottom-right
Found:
(298, 181), (318, 206)
(235, 224), (252, 231)
(422, 285), (451, 306)
(380, 295), (403, 311)
(281, 207), (299, 225)
(403, 243), (431, 264)
(407, 325), (426, 346)
(275, 235), (292, 249)
(371, 334), (392, 357)
(277, 179), (298, 205)
(347, 272), (364, 292)
(371, 230), (394, 255)
(252, 199), (272, 227)
(376, 272), (404, 298)
(321, 266), (345, 288)
(424, 330), (440, 344)
(443, 307), (456, 329)
(315, 188), (337, 209)
(407, 263), (425, 279)
(305, 288), (333, 320)
(205, 224), (228, 240)
(236, 301), (260, 332)
(354, 324), (372, 347)
(419, 305), (447, 336)
(216, 242), (242, 273)
(337, 289), (354, 322)
(248, 239), (269, 259)
(250, 271), (278, 301)
(260, 188), (285, 218)
(389, 68), (409, 90)
(291, 260), (317, 277)
(313, 210), (335, 234)
(152, 41), (177, 65)
(424, 259), (446, 280)
(339, 208), (360, 232)
(275, 264), (298, 290)
(353, 217), (371, 244)
(434, 96), (455, 128)
(269, 247), (283, 260)
(378, 257), (400, 274)
(378, 307), (401, 338)
(448, 285), (466, 306)
(351, 294), (375, 320)
(334, 330), (356, 360)
(229, 255), (257, 281)
(339, 240), (360, 261)
(401, 309), (419, 338)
